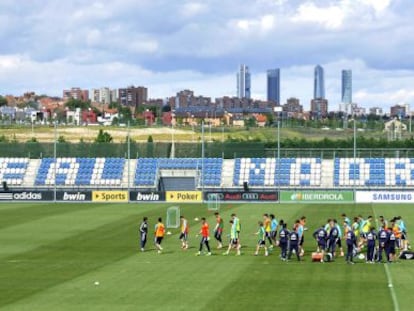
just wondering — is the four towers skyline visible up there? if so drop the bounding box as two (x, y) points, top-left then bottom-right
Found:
(238, 64), (352, 107)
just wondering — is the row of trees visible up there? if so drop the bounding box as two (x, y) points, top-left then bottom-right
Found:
(0, 129), (113, 144)
(3, 133), (414, 150)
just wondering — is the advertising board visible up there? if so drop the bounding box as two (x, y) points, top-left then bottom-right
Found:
(280, 191), (354, 203)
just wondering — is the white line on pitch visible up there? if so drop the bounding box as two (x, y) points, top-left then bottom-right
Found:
(371, 205), (400, 311)
(383, 263), (400, 311)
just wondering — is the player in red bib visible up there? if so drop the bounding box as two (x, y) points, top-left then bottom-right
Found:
(196, 218), (212, 256)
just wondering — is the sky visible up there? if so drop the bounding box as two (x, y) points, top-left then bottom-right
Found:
(0, 0), (414, 110)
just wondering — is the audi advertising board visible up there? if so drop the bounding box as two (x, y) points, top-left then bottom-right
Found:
(205, 192), (278, 202)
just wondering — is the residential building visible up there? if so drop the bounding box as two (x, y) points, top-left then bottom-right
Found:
(350, 103), (366, 116)
(91, 88), (118, 105)
(310, 98), (328, 118)
(171, 90), (212, 109)
(283, 97), (303, 115)
(90, 89), (100, 103)
(314, 65), (325, 99)
(110, 89), (118, 103)
(369, 107), (383, 116)
(118, 86), (148, 109)
(267, 69), (280, 104)
(390, 104), (407, 118)
(63, 88), (89, 102)
(216, 96), (274, 111)
(237, 64), (251, 99)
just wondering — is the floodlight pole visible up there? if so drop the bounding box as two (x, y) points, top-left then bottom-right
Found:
(53, 121), (57, 203)
(201, 121), (205, 200)
(277, 119), (281, 199)
(353, 116), (357, 195)
(127, 121), (130, 199)
(273, 106), (282, 202)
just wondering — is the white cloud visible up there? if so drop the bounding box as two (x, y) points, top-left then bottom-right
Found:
(129, 39), (159, 54)
(359, 0), (392, 13)
(86, 29), (102, 46)
(0, 54), (25, 69)
(261, 15), (275, 31)
(291, 2), (346, 29)
(180, 2), (208, 17)
(234, 14), (275, 33)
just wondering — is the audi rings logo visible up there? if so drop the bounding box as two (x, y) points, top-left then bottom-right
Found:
(241, 193), (259, 200)
(207, 193), (224, 200)
(206, 192), (278, 201)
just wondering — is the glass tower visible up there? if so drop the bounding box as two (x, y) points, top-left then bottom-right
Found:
(237, 64), (251, 99)
(267, 69), (280, 104)
(314, 65), (325, 99)
(341, 70), (352, 104)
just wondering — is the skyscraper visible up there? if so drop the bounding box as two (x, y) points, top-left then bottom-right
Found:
(237, 64), (251, 99)
(313, 65), (325, 99)
(267, 69), (280, 104)
(341, 70), (352, 104)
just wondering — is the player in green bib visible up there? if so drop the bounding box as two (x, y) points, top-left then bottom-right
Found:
(254, 221), (268, 256)
(223, 219), (241, 256)
(231, 213), (242, 249)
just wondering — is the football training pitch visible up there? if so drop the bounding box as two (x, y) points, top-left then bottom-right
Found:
(0, 202), (412, 311)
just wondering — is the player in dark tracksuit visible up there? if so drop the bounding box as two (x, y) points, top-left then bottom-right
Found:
(327, 223), (339, 259)
(377, 226), (389, 263)
(139, 217), (149, 251)
(279, 222), (289, 261)
(387, 228), (397, 263)
(313, 226), (327, 262)
(288, 226), (300, 261)
(345, 229), (357, 264)
(365, 228), (376, 263)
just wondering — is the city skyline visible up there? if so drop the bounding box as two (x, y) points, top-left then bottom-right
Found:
(267, 69), (280, 104)
(1, 1), (414, 109)
(236, 65), (251, 99)
(314, 65), (325, 100)
(341, 70), (353, 104)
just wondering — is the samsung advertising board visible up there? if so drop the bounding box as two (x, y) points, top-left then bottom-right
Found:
(205, 192), (278, 202)
(356, 191), (414, 203)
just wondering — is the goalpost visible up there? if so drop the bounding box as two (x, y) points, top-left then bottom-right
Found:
(166, 206), (180, 228)
(207, 193), (220, 211)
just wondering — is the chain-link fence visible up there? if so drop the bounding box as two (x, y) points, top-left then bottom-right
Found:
(1, 141), (414, 159)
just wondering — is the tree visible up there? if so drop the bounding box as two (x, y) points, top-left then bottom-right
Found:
(244, 117), (257, 128)
(0, 95), (7, 107)
(95, 129), (113, 143)
(65, 98), (90, 110)
(58, 135), (66, 143)
(27, 137), (38, 143)
(146, 135), (154, 157)
(118, 106), (132, 122)
(0, 134), (8, 142)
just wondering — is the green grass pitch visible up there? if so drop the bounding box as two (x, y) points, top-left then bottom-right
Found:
(0, 202), (412, 311)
